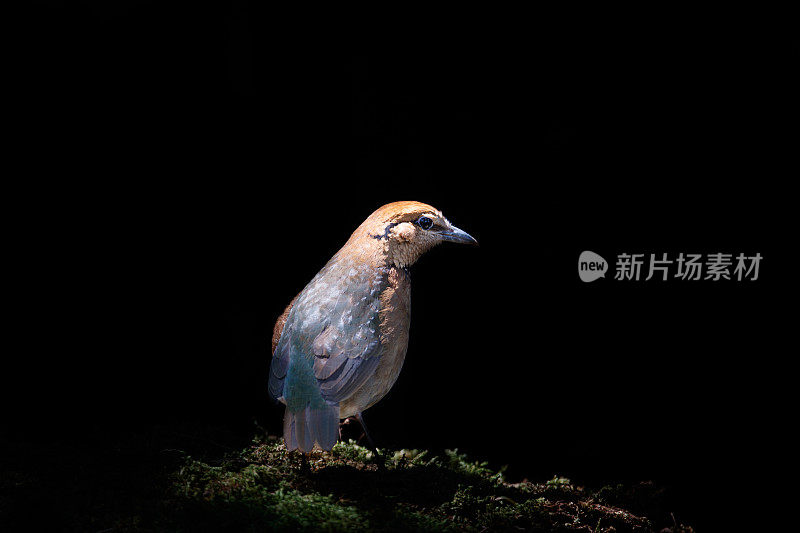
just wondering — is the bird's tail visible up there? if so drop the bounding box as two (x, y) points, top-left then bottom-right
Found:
(283, 402), (339, 452)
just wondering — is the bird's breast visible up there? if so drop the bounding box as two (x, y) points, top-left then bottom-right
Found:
(339, 266), (411, 418)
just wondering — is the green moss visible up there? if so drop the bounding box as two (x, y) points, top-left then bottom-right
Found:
(546, 475), (572, 488)
(328, 439), (378, 464)
(154, 437), (693, 532)
(1, 428), (697, 532)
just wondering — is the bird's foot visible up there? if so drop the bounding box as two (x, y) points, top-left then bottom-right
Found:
(356, 435), (385, 469)
(295, 451), (312, 474)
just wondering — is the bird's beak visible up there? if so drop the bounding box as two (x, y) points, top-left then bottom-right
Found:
(439, 224), (478, 245)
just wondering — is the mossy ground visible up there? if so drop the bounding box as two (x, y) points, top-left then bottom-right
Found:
(1, 430), (695, 532)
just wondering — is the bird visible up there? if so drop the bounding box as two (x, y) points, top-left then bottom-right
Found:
(268, 201), (477, 453)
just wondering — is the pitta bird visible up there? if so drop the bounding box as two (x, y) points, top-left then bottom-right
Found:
(268, 201), (477, 452)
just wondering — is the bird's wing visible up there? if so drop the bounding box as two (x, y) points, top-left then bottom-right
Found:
(268, 296), (297, 400)
(268, 324), (291, 400)
(269, 261), (386, 405)
(311, 317), (382, 403)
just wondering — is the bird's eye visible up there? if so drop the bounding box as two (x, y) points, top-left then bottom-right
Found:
(417, 216), (433, 230)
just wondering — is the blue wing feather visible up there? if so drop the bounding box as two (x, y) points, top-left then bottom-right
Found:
(268, 257), (387, 450)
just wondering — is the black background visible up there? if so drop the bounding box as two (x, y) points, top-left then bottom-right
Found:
(6, 2), (796, 530)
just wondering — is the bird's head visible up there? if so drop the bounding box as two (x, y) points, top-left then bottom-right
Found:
(355, 201), (477, 268)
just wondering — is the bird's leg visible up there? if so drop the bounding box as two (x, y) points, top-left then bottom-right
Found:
(354, 412), (377, 451)
(355, 412), (384, 469)
(297, 451), (311, 474)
